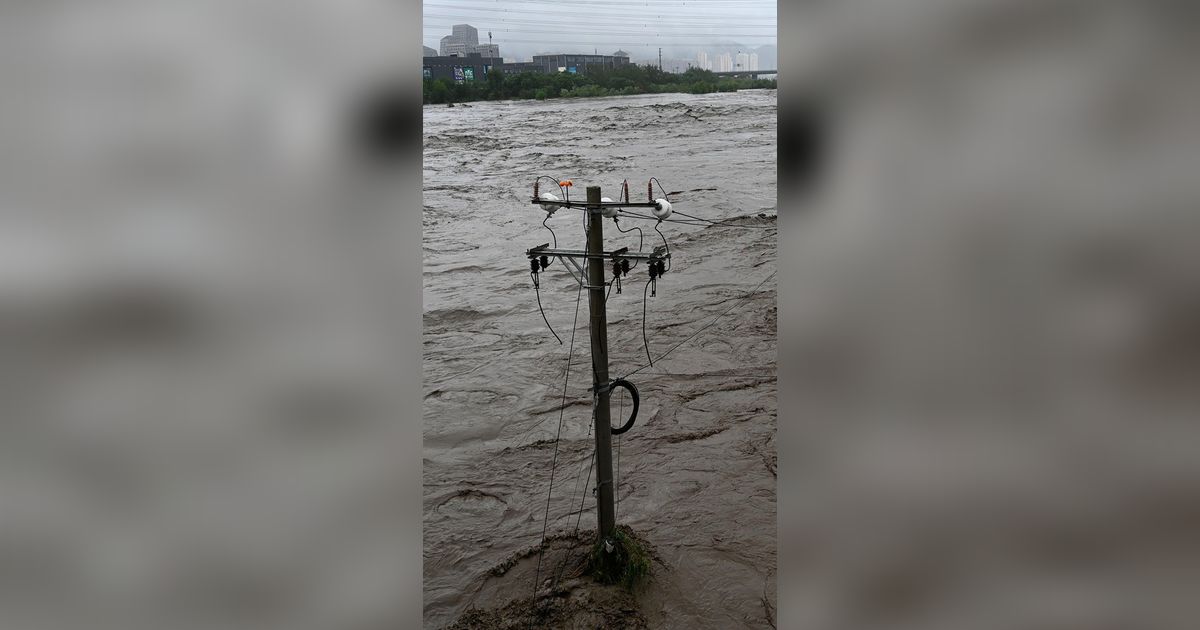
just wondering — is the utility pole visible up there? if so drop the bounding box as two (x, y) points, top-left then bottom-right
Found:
(525, 183), (671, 542)
(658, 47), (662, 70)
(585, 186), (616, 538)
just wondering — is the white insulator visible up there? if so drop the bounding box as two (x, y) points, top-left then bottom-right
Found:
(539, 192), (560, 214)
(600, 197), (619, 218)
(652, 198), (673, 220)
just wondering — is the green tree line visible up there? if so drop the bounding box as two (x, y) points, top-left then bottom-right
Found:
(423, 64), (776, 104)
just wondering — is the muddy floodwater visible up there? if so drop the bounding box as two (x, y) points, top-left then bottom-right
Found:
(423, 90), (777, 628)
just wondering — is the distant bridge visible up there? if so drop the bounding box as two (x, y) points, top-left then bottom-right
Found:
(710, 69), (777, 79)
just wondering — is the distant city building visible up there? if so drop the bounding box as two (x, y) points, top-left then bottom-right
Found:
(451, 24), (479, 47)
(717, 53), (733, 72)
(749, 53), (759, 71)
(437, 24), (497, 58)
(422, 52), (502, 83)
(696, 50), (710, 71)
(440, 35), (470, 57)
(501, 61), (547, 75)
(532, 53), (630, 74)
(736, 52), (750, 71)
(423, 45), (437, 57)
(612, 50), (631, 63)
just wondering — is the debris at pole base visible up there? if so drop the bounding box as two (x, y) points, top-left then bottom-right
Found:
(586, 525), (652, 590)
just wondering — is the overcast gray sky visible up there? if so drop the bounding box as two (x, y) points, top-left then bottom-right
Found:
(423, 0), (776, 62)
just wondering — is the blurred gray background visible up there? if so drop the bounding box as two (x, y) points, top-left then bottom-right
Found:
(3, 0), (1198, 628)
(779, 1), (1200, 628)
(0, 1), (423, 629)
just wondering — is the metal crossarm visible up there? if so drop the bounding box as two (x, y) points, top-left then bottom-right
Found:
(531, 200), (660, 209)
(526, 245), (670, 261)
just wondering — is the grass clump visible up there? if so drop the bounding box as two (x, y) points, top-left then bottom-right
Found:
(586, 525), (652, 590)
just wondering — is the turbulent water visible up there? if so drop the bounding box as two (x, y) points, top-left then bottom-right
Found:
(423, 91), (777, 628)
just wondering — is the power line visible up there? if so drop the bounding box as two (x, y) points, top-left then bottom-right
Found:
(424, 33), (778, 43)
(532, 277), (585, 600)
(622, 269), (776, 380)
(424, 13), (777, 25)
(615, 209), (778, 229)
(424, 25), (776, 36)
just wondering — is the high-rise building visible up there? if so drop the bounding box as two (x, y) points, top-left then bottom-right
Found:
(451, 24), (479, 47)
(696, 50), (709, 71)
(440, 35), (469, 56)
(736, 52), (750, 71)
(437, 24), (498, 58)
(749, 53), (759, 71)
(423, 45), (437, 58)
(717, 53), (733, 72)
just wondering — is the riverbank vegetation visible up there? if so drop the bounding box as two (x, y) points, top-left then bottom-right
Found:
(423, 65), (776, 104)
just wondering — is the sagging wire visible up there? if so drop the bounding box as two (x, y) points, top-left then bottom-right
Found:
(623, 269), (778, 381)
(532, 277), (585, 605)
(616, 208), (777, 229)
(534, 175), (566, 201)
(531, 269), (562, 345)
(615, 391), (623, 523)
(613, 218), (644, 270)
(642, 278), (654, 367)
(650, 176), (671, 204)
(536, 176), (589, 286)
(552, 399), (596, 587)
(542, 214), (557, 248)
(671, 208), (776, 229)
(653, 220), (672, 272)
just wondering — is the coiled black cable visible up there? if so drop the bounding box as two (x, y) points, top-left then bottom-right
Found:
(607, 379), (639, 435)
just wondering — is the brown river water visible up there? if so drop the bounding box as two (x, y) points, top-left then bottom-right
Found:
(423, 90), (778, 628)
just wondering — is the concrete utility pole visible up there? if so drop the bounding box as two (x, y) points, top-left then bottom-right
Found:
(658, 48), (662, 70)
(525, 184), (670, 541)
(585, 185), (616, 538)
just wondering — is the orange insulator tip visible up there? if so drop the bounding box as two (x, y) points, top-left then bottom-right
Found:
(559, 180), (573, 187)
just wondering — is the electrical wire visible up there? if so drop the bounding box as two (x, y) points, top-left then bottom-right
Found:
(550, 443), (594, 588)
(650, 176), (670, 203)
(532, 271), (562, 344)
(623, 269), (777, 380)
(536, 175), (566, 200)
(615, 392), (622, 523)
(551, 400), (596, 587)
(670, 208), (777, 229)
(532, 278), (585, 602)
(542, 214), (557, 248)
(613, 218), (644, 271)
(654, 220), (672, 272)
(641, 278), (654, 367)
(616, 208), (776, 229)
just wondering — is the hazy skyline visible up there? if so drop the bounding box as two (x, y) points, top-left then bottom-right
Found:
(423, 0), (776, 64)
